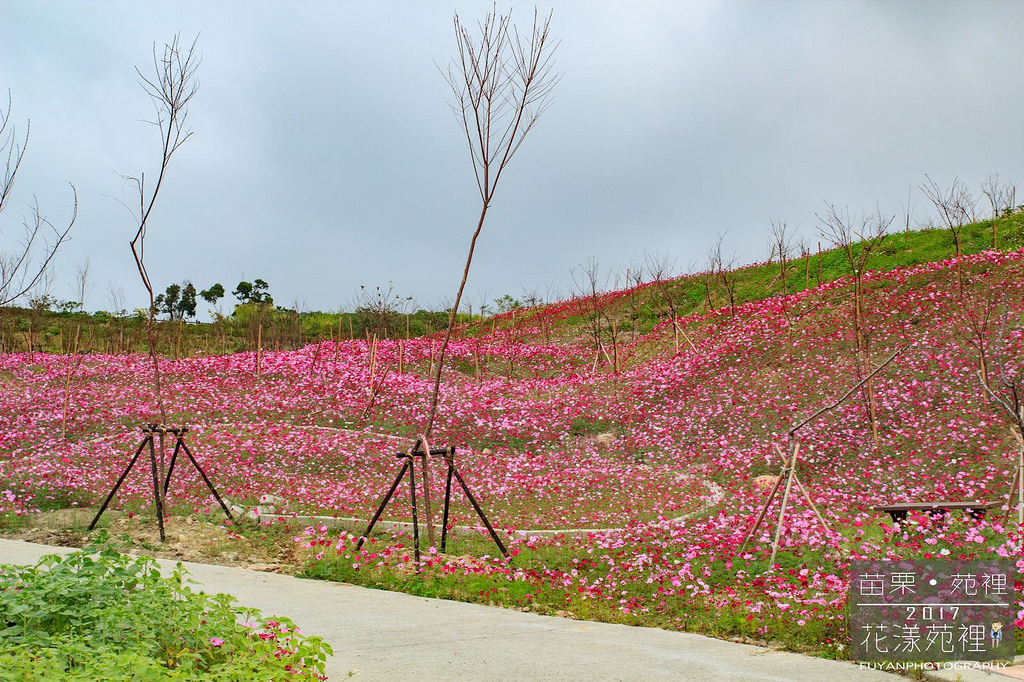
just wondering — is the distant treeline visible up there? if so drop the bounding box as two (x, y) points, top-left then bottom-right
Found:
(0, 303), (455, 357)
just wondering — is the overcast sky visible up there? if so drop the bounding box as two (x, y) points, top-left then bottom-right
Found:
(1, 1), (1022, 316)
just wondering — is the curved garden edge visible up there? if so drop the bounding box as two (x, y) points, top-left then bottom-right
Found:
(78, 421), (727, 539)
(257, 478), (726, 539)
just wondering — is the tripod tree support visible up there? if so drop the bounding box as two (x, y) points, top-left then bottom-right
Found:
(977, 373), (1024, 527)
(357, 444), (508, 566)
(88, 425), (234, 542)
(740, 442), (833, 564)
(740, 345), (907, 563)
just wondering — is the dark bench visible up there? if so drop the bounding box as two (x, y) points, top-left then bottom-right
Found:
(874, 501), (1000, 524)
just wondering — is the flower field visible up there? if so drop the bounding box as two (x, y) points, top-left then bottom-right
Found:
(3, 249), (1024, 655)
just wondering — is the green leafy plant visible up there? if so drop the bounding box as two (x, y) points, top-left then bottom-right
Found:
(0, 547), (332, 680)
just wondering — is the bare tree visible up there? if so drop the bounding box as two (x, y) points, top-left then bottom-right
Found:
(796, 236), (814, 290)
(570, 257), (608, 354)
(622, 262), (644, 342)
(766, 219), (793, 295)
(0, 92), (77, 307)
(520, 284), (543, 308)
(74, 258), (91, 310)
(920, 175), (977, 298)
(120, 35), (199, 450)
(107, 280), (126, 316)
(520, 283), (548, 342)
(817, 204), (890, 342)
(407, 7), (559, 546)
(355, 282), (410, 340)
(473, 286), (493, 320)
(960, 274), (1002, 388)
(899, 183), (916, 239)
(644, 252), (684, 352)
(107, 280), (128, 353)
(981, 173), (1016, 250)
(428, 7), (558, 434)
(817, 204), (892, 448)
(708, 233), (739, 317)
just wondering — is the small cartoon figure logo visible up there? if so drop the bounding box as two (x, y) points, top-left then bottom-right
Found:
(990, 621), (1003, 648)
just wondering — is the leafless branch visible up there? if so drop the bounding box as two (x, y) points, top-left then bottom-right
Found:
(708, 233), (739, 316)
(443, 7), (560, 204)
(0, 92), (77, 307)
(920, 175), (977, 269)
(981, 173), (1015, 219)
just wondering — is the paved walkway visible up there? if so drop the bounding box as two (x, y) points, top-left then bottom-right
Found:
(0, 538), (909, 681)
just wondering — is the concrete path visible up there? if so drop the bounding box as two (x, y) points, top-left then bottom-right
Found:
(1, 538), (906, 681)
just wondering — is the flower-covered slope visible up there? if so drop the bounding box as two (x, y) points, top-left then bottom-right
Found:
(2, 250), (1024, 641)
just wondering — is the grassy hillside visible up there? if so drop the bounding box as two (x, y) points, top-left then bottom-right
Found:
(490, 213), (1024, 349)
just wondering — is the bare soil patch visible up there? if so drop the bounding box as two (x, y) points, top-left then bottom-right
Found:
(1, 509), (303, 573)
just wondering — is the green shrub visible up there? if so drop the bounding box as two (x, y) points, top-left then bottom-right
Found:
(0, 547), (332, 680)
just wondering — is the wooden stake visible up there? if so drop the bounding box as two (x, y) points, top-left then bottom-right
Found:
(309, 339), (323, 377)
(61, 325), (81, 439)
(509, 310), (517, 379)
(1008, 428), (1024, 526)
(175, 317), (183, 362)
(417, 434), (437, 547)
(256, 324), (263, 378)
(369, 334), (378, 389)
(611, 317), (620, 374)
(739, 468), (788, 552)
(770, 442), (801, 564)
(474, 342), (481, 382)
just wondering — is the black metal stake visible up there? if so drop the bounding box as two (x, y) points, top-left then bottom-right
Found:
(356, 459), (410, 551)
(88, 436), (149, 531)
(358, 444), (508, 562)
(147, 434), (166, 542)
(407, 455), (421, 565)
(162, 437), (184, 495)
(177, 439), (234, 521)
(440, 461), (455, 553)
(91, 425), (235, 542)
(449, 459), (508, 558)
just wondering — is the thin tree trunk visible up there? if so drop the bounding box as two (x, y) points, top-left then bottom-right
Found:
(175, 317), (183, 362)
(421, 202), (490, 546)
(817, 242), (822, 285)
(61, 324), (81, 439)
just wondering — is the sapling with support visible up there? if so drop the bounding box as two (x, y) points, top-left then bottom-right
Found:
(356, 438), (508, 566)
(89, 425), (234, 542)
(356, 6), (560, 551)
(106, 34), (206, 538)
(975, 304), (1024, 526)
(817, 203), (892, 450)
(741, 344), (908, 563)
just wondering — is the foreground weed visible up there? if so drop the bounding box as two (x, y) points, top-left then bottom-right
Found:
(0, 546), (332, 680)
